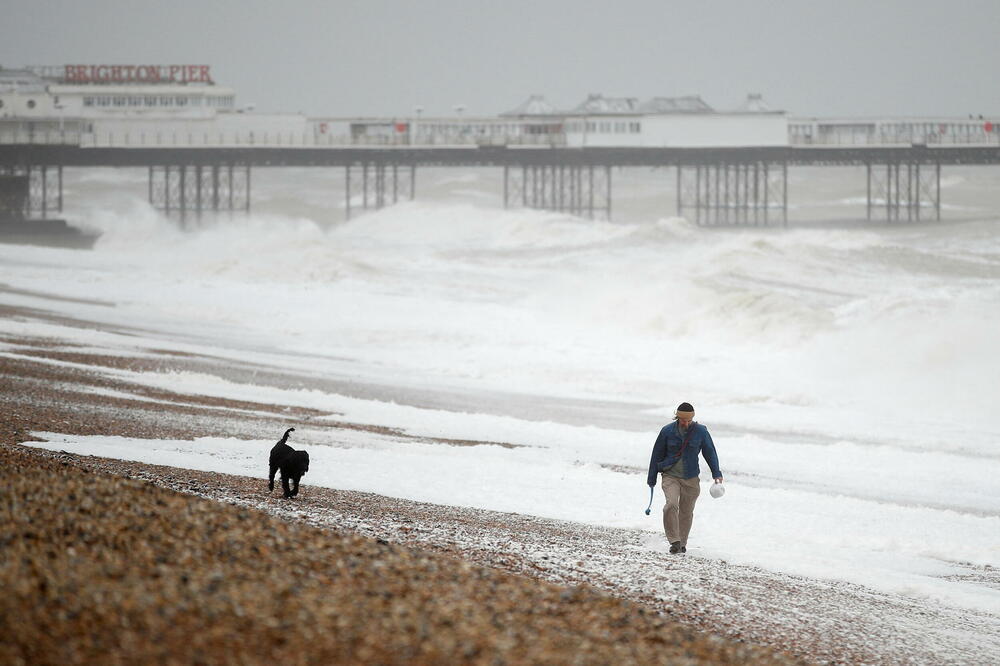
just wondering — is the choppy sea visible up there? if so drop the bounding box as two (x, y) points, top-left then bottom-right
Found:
(3, 164), (999, 615)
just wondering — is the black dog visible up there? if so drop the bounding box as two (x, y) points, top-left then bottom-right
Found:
(268, 427), (309, 498)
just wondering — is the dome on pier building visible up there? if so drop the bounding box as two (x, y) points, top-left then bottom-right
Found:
(571, 94), (640, 114)
(738, 93), (775, 112)
(501, 95), (557, 117)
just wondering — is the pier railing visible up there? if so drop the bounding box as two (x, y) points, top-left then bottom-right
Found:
(790, 133), (1000, 147)
(0, 125), (566, 149)
(3, 126), (997, 149)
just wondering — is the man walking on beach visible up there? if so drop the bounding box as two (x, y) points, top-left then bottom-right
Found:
(647, 402), (723, 554)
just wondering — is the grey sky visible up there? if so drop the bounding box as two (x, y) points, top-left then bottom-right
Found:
(2, 0), (998, 118)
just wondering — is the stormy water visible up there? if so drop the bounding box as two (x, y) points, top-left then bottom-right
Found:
(3, 164), (999, 615)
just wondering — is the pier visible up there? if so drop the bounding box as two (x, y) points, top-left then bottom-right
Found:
(3, 142), (999, 226)
(2, 63), (998, 226)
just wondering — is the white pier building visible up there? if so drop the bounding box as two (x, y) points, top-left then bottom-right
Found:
(3, 64), (997, 149)
(3, 63), (999, 227)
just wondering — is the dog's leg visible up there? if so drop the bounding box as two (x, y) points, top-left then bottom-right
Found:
(268, 464), (278, 492)
(291, 476), (300, 497)
(282, 473), (293, 499)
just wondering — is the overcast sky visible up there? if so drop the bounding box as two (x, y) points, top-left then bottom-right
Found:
(2, 0), (998, 118)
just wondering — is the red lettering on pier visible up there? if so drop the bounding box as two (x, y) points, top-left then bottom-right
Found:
(60, 64), (213, 84)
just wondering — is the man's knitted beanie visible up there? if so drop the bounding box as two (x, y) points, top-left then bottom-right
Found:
(675, 402), (695, 419)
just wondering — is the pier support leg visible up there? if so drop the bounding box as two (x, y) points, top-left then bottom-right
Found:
(867, 159), (939, 222)
(763, 163), (770, 225)
(41, 166), (47, 218)
(345, 166), (351, 220)
(677, 161), (786, 226)
(179, 166), (187, 229)
(18, 165), (63, 219)
(345, 163), (415, 220)
(866, 162), (872, 221)
(503, 164), (611, 220)
(195, 165), (203, 222)
(149, 162), (250, 225)
(212, 165), (220, 212)
(936, 162), (941, 221)
(244, 164), (251, 215)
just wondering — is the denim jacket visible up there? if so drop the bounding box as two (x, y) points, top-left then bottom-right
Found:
(646, 421), (722, 486)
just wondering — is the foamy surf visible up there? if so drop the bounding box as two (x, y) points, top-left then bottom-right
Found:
(3, 164), (999, 619)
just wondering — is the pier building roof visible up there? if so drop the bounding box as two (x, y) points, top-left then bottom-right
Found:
(638, 95), (714, 114)
(0, 69), (47, 94)
(571, 94), (641, 114)
(738, 93), (774, 112)
(501, 95), (558, 117)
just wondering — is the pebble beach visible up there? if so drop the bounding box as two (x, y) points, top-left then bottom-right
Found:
(1, 350), (798, 664)
(4, 318), (999, 664)
(0, 320), (798, 665)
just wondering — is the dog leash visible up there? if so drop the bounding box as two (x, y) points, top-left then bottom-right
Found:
(644, 485), (654, 515)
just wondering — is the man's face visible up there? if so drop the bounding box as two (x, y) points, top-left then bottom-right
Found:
(677, 415), (693, 428)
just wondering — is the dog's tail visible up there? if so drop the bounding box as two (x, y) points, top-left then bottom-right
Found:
(277, 427), (295, 445)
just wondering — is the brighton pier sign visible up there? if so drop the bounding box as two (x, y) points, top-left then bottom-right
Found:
(61, 64), (214, 85)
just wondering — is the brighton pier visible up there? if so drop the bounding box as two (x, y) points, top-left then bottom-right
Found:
(2, 64), (999, 226)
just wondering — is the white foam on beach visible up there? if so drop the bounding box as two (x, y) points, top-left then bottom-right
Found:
(4, 165), (1000, 617)
(27, 424), (1000, 616)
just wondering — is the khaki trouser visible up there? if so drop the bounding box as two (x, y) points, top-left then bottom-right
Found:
(660, 475), (701, 545)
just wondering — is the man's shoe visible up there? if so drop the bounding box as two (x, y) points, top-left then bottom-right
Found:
(680, 545), (687, 554)
(669, 541), (682, 554)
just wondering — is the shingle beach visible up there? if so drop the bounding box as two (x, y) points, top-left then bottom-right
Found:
(3, 324), (997, 664)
